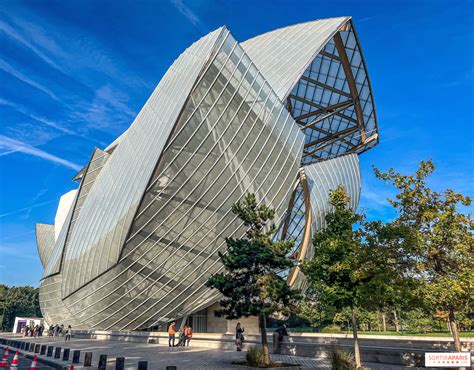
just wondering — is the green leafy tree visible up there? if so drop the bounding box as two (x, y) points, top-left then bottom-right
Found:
(358, 220), (420, 332)
(375, 160), (473, 352)
(301, 185), (366, 367)
(0, 285), (41, 331)
(206, 193), (300, 366)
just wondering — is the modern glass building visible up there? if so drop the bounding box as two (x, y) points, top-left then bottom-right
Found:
(36, 17), (378, 331)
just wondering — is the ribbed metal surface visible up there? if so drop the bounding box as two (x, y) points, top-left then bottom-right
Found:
(36, 18), (377, 331)
(60, 28), (225, 298)
(241, 17), (348, 101)
(305, 153), (361, 230)
(60, 29), (304, 330)
(35, 223), (55, 268)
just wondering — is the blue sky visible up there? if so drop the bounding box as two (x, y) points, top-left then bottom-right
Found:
(0, 0), (472, 287)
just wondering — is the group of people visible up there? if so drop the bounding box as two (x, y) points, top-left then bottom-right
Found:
(22, 324), (44, 337)
(47, 324), (72, 340)
(167, 321), (193, 347)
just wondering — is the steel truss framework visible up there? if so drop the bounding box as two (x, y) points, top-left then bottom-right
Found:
(36, 17), (378, 331)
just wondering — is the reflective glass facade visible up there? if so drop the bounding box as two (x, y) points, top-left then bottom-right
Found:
(36, 17), (379, 331)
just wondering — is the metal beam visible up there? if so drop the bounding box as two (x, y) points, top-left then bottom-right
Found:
(304, 125), (359, 150)
(299, 75), (352, 99)
(302, 101), (355, 130)
(289, 94), (358, 125)
(319, 50), (341, 61)
(294, 99), (353, 121)
(303, 126), (359, 158)
(333, 32), (366, 141)
(288, 171), (312, 287)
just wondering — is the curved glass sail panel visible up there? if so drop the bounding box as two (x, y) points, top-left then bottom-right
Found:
(61, 30), (304, 331)
(60, 28), (226, 298)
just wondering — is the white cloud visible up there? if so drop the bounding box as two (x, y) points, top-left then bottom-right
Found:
(0, 98), (75, 135)
(0, 58), (59, 101)
(0, 135), (81, 171)
(170, 0), (207, 32)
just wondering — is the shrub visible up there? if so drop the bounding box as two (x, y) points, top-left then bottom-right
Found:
(246, 346), (266, 367)
(330, 348), (356, 370)
(322, 324), (342, 333)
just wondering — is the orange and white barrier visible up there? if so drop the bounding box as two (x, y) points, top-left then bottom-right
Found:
(9, 350), (18, 369)
(0, 347), (9, 368)
(29, 355), (37, 369)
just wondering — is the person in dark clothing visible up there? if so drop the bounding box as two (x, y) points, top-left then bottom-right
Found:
(273, 324), (289, 354)
(235, 323), (244, 351)
(65, 325), (72, 341)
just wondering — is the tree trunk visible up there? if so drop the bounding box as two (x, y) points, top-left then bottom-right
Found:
(260, 314), (271, 366)
(382, 312), (387, 332)
(393, 310), (400, 332)
(351, 306), (361, 368)
(448, 308), (462, 352)
(376, 310), (381, 332)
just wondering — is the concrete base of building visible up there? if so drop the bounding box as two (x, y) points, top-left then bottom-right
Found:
(71, 329), (473, 367)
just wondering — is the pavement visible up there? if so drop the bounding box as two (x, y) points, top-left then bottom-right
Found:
(1, 334), (420, 369)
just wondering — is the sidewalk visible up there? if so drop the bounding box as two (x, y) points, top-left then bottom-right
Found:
(2, 335), (330, 369)
(1, 334), (419, 369)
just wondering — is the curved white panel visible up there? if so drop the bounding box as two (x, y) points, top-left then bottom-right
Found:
(36, 223), (55, 268)
(60, 28), (226, 298)
(54, 190), (77, 241)
(304, 153), (361, 231)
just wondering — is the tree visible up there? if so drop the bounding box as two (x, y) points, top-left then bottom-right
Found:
(374, 160), (473, 352)
(357, 220), (420, 333)
(206, 193), (300, 366)
(0, 285), (41, 331)
(301, 185), (366, 367)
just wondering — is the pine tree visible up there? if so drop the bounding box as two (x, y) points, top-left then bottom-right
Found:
(207, 193), (300, 366)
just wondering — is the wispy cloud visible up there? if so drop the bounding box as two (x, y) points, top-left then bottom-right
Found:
(0, 58), (60, 101)
(0, 18), (64, 72)
(170, 0), (208, 33)
(0, 199), (56, 218)
(0, 98), (75, 136)
(0, 135), (81, 170)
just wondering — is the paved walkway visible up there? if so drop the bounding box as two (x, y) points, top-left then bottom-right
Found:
(3, 336), (330, 369)
(1, 335), (419, 369)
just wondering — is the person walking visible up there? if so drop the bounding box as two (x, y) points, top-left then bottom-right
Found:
(273, 324), (289, 354)
(34, 324), (40, 338)
(168, 321), (177, 347)
(177, 325), (187, 347)
(235, 323), (244, 351)
(65, 325), (72, 341)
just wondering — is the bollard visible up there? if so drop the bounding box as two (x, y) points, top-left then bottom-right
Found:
(98, 354), (107, 370)
(35, 344), (40, 353)
(63, 348), (70, 361)
(40, 344), (47, 355)
(166, 367), (177, 370)
(54, 346), (61, 359)
(115, 357), (125, 370)
(72, 350), (80, 364)
(137, 361), (148, 370)
(84, 352), (92, 367)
